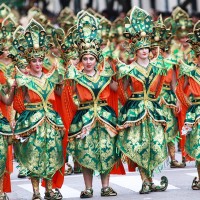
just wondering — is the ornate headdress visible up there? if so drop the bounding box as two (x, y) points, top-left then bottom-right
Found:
(172, 7), (193, 38)
(0, 3), (11, 22)
(98, 16), (111, 45)
(8, 25), (28, 69)
(123, 6), (153, 52)
(75, 11), (102, 60)
(151, 15), (166, 47)
(0, 14), (17, 55)
(187, 20), (200, 56)
(61, 25), (79, 62)
(57, 7), (76, 34)
(13, 19), (48, 62)
(110, 17), (125, 44)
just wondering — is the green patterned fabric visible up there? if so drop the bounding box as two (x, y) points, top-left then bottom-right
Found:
(0, 115), (12, 176)
(0, 115), (13, 135)
(160, 88), (177, 107)
(118, 100), (166, 127)
(117, 59), (167, 176)
(0, 134), (8, 177)
(14, 120), (64, 178)
(117, 117), (167, 176)
(185, 122), (200, 162)
(68, 121), (119, 174)
(185, 104), (200, 125)
(161, 101), (178, 143)
(14, 68), (64, 179)
(66, 60), (119, 173)
(69, 105), (116, 137)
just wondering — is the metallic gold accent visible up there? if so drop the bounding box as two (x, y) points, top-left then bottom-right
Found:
(78, 101), (107, 110)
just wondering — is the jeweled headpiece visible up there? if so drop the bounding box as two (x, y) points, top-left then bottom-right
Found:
(172, 7), (193, 38)
(8, 25), (28, 69)
(0, 3), (11, 22)
(151, 15), (166, 47)
(13, 19), (48, 62)
(0, 14), (17, 55)
(75, 11), (102, 60)
(187, 20), (200, 56)
(98, 16), (111, 45)
(110, 17), (125, 44)
(123, 6), (153, 52)
(58, 8), (76, 34)
(61, 25), (79, 62)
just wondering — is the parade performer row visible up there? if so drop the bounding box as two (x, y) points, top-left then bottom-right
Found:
(1, 3), (200, 200)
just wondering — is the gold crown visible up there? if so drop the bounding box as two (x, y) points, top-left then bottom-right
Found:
(75, 11), (102, 60)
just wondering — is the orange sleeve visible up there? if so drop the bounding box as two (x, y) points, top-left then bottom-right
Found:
(13, 88), (26, 114)
(149, 75), (165, 98)
(118, 79), (128, 106)
(176, 76), (191, 107)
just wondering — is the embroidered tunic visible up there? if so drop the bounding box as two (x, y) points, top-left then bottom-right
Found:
(177, 62), (200, 162)
(66, 60), (119, 174)
(159, 55), (179, 143)
(116, 60), (168, 176)
(14, 68), (64, 179)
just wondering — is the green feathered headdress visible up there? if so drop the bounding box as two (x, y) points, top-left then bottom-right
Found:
(124, 6), (153, 52)
(12, 19), (48, 62)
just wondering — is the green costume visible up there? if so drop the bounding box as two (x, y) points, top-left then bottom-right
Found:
(160, 55), (179, 143)
(66, 61), (119, 174)
(14, 68), (64, 179)
(117, 59), (168, 176)
(0, 114), (12, 177)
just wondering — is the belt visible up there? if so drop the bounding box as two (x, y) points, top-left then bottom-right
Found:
(24, 102), (53, 111)
(163, 84), (171, 90)
(129, 92), (157, 101)
(78, 100), (107, 110)
(192, 97), (200, 105)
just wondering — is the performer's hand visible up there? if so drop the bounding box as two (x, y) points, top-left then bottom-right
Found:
(11, 80), (17, 91)
(175, 99), (181, 113)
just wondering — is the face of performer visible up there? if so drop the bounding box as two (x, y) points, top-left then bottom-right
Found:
(70, 57), (80, 66)
(136, 48), (149, 59)
(29, 57), (43, 74)
(179, 36), (189, 47)
(196, 54), (200, 64)
(0, 47), (9, 59)
(51, 46), (60, 56)
(151, 47), (158, 57)
(82, 54), (97, 73)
